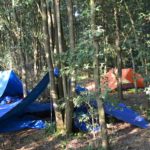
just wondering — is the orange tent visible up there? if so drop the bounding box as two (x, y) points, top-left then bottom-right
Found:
(102, 68), (144, 90)
(84, 68), (144, 91)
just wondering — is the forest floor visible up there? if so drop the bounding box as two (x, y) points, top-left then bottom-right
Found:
(0, 91), (150, 150)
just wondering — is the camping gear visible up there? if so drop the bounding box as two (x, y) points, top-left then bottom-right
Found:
(75, 85), (149, 131)
(102, 68), (144, 90)
(0, 69), (148, 133)
(0, 71), (50, 132)
(0, 70), (23, 97)
(84, 68), (144, 91)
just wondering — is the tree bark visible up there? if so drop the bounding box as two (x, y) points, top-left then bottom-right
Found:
(65, 0), (75, 134)
(41, 0), (64, 130)
(54, 0), (67, 97)
(124, 2), (138, 93)
(90, 0), (108, 149)
(114, 3), (123, 100)
(12, 0), (28, 97)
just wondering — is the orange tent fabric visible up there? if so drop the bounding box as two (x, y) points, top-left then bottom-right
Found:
(84, 68), (144, 91)
(102, 68), (144, 90)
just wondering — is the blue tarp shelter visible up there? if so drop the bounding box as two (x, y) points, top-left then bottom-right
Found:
(0, 70), (149, 133)
(0, 70), (50, 132)
(0, 70), (23, 97)
(74, 85), (150, 131)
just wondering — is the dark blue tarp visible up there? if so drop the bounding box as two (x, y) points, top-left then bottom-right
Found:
(0, 72), (49, 121)
(104, 102), (150, 128)
(54, 67), (60, 78)
(0, 70), (23, 97)
(0, 116), (46, 133)
(0, 100), (21, 118)
(0, 96), (21, 105)
(0, 101), (53, 119)
(0, 102), (53, 133)
(74, 105), (100, 132)
(88, 99), (150, 128)
(25, 102), (53, 114)
(75, 85), (150, 131)
(25, 102), (54, 120)
(75, 84), (88, 95)
(0, 72), (50, 133)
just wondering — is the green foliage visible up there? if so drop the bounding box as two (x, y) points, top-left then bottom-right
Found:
(146, 109), (150, 120)
(45, 122), (56, 136)
(0, 1), (149, 149)
(0, 0), (149, 77)
(72, 91), (99, 132)
(144, 86), (150, 120)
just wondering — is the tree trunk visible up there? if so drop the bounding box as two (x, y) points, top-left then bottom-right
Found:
(114, 3), (123, 100)
(12, 0), (28, 97)
(54, 0), (68, 128)
(33, 37), (38, 80)
(46, 0), (55, 65)
(130, 48), (138, 92)
(124, 2), (138, 93)
(65, 0), (75, 134)
(41, 0), (64, 130)
(90, 0), (108, 149)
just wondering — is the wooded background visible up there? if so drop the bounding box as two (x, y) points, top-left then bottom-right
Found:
(0, 1), (149, 149)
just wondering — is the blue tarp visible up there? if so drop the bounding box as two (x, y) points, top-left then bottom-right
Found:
(0, 71), (50, 132)
(0, 72), (49, 121)
(25, 102), (53, 114)
(0, 101), (53, 120)
(0, 116), (46, 133)
(75, 84), (88, 95)
(104, 102), (150, 128)
(54, 67), (60, 78)
(0, 70), (23, 97)
(0, 102), (53, 133)
(0, 100), (21, 118)
(75, 85), (150, 131)
(0, 70), (149, 133)
(0, 96), (22, 105)
(74, 105), (100, 132)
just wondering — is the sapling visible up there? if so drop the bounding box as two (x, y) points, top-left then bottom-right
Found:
(144, 86), (150, 120)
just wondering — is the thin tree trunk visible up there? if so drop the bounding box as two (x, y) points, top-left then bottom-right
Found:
(65, 0), (75, 134)
(124, 2), (138, 93)
(52, 0), (64, 100)
(129, 48), (138, 92)
(46, 0), (55, 65)
(19, 49), (28, 97)
(54, 0), (68, 111)
(33, 37), (38, 80)
(20, 17), (28, 97)
(12, 0), (27, 97)
(90, 0), (108, 149)
(114, 3), (123, 100)
(53, 0), (59, 54)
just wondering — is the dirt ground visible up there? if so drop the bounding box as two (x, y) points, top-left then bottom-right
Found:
(0, 92), (150, 150)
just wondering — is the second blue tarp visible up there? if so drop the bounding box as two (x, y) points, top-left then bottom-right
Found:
(75, 85), (150, 131)
(0, 116), (46, 133)
(104, 102), (150, 128)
